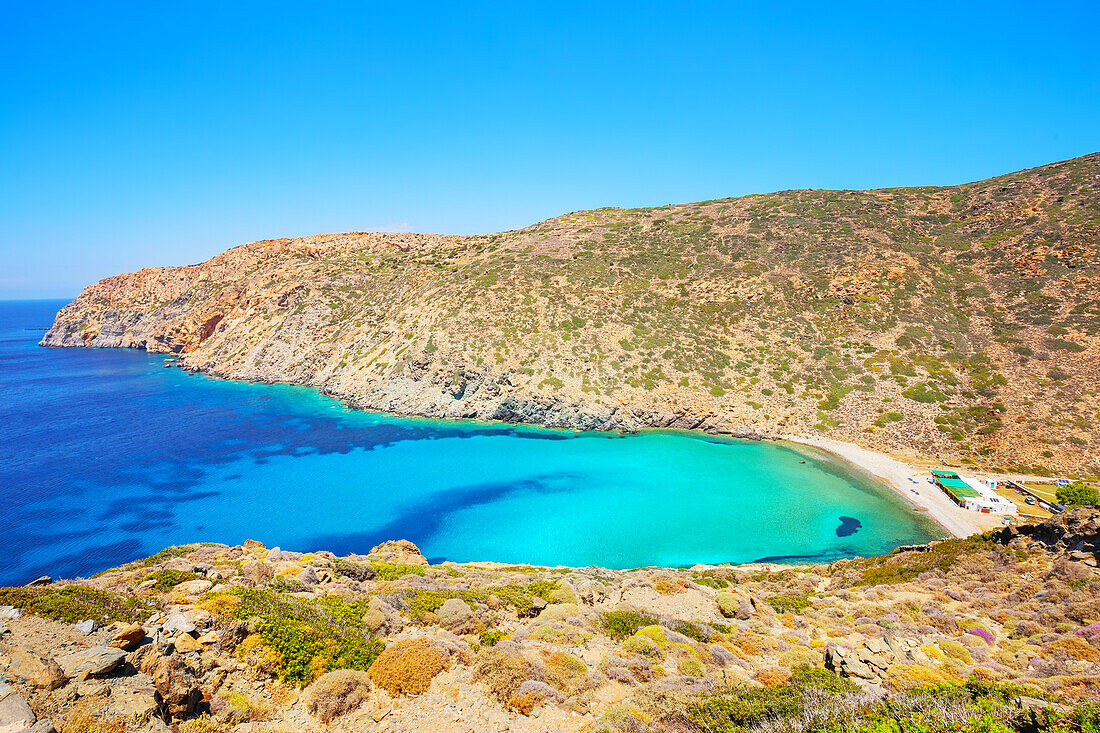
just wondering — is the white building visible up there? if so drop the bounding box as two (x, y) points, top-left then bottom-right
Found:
(959, 475), (1018, 515)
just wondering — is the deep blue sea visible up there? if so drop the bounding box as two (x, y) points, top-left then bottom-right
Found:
(0, 300), (940, 585)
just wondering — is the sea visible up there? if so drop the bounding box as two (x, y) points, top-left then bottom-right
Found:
(0, 299), (940, 586)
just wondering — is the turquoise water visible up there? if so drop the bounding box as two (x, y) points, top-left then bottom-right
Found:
(0, 300), (940, 585)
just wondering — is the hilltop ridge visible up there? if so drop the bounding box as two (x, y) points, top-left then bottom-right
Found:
(42, 154), (1100, 473)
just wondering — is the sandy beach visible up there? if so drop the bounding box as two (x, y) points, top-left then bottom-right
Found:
(780, 433), (1005, 539)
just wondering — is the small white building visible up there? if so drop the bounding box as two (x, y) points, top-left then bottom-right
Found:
(959, 475), (1018, 515)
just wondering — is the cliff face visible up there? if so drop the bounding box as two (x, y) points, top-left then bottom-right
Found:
(43, 154), (1100, 472)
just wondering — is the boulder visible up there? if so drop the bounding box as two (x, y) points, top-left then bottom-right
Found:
(708, 644), (738, 667)
(173, 580), (213, 596)
(0, 607), (22, 620)
(161, 613), (196, 636)
(110, 623), (146, 650)
(56, 646), (126, 678)
(241, 560), (273, 584)
(0, 684), (36, 733)
(436, 598), (476, 633)
(162, 558), (196, 573)
(265, 547), (303, 563)
(172, 634), (201, 654)
(146, 655), (202, 719)
(25, 721), (56, 733)
(74, 620), (98, 634)
(183, 608), (212, 629)
(25, 576), (51, 587)
(108, 687), (158, 722)
(8, 648), (66, 690)
(367, 540), (428, 566)
(297, 566), (320, 587)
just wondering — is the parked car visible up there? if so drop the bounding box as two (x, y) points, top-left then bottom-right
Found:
(1025, 497), (1036, 505)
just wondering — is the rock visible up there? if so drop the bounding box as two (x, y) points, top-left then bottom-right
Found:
(56, 646), (126, 678)
(74, 679), (109, 698)
(297, 566), (320, 587)
(8, 648), (66, 690)
(531, 596), (548, 612)
(110, 623), (146, 650)
(241, 560), (273, 584)
(266, 547), (303, 563)
(0, 607), (22, 620)
(162, 558), (196, 573)
(183, 608), (211, 629)
(146, 655), (201, 719)
(161, 613), (196, 636)
(25, 576), (51, 588)
(437, 598), (476, 633)
(173, 579), (213, 596)
(74, 620), (98, 634)
(0, 684), (36, 732)
(25, 721), (57, 733)
(172, 633), (202, 654)
(708, 644), (738, 667)
(108, 687), (158, 721)
(242, 539), (266, 552)
(367, 540), (428, 566)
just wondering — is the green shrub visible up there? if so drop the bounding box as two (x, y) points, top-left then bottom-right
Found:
(225, 588), (384, 686)
(142, 569), (199, 591)
(679, 657), (705, 677)
(371, 563), (426, 581)
(479, 630), (507, 647)
(767, 594), (811, 614)
(0, 585), (160, 624)
(623, 632), (664, 659)
(402, 581), (559, 622)
(599, 610), (660, 641)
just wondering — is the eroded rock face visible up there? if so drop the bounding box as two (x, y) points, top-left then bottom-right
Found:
(993, 507), (1100, 564)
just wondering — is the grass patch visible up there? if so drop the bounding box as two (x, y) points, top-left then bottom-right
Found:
(142, 569), (199, 592)
(0, 585), (161, 624)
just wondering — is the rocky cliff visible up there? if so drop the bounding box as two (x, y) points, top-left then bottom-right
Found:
(43, 154), (1100, 472)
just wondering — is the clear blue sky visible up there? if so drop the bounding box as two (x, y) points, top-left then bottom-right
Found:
(2, 2), (1097, 298)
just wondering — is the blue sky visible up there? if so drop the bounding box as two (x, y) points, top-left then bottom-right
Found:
(2, 2), (1097, 298)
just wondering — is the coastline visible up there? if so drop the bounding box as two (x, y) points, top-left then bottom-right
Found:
(780, 433), (1003, 539)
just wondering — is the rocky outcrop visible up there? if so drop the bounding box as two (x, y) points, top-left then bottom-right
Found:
(992, 506), (1100, 566)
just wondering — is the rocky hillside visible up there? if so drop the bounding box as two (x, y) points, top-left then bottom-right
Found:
(5, 511), (1100, 732)
(42, 154), (1100, 474)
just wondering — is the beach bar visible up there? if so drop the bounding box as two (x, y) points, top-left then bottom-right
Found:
(932, 470), (1018, 515)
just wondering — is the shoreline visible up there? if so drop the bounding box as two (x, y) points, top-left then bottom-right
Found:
(780, 433), (1004, 539)
(34, 335), (1007, 549)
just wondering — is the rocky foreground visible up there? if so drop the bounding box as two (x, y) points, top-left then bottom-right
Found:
(5, 512), (1100, 732)
(41, 154), (1100, 475)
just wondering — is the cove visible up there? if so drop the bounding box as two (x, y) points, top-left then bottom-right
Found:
(0, 300), (941, 586)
